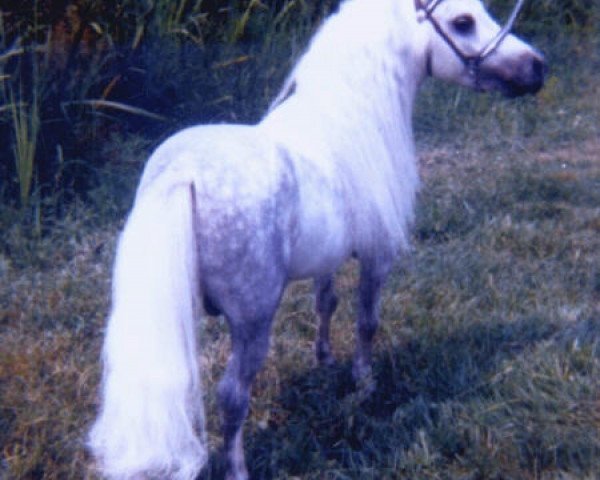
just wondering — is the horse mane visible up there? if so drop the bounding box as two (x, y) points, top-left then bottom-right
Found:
(263, 0), (423, 252)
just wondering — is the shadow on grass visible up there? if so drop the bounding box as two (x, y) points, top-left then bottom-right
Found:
(198, 315), (558, 479)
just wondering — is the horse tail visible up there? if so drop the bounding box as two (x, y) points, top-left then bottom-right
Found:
(88, 178), (206, 480)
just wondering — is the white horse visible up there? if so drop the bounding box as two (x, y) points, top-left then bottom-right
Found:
(88, 0), (545, 478)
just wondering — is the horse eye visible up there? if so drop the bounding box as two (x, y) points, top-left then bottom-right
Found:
(452, 15), (475, 34)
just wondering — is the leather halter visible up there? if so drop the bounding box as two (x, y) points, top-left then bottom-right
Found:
(416, 0), (525, 83)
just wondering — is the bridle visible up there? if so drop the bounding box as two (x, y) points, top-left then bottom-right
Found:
(416, 0), (525, 84)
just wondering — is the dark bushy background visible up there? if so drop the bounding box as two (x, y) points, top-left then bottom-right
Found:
(0, 0), (597, 210)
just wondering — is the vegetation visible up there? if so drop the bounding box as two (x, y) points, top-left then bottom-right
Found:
(0, 0), (339, 212)
(1, 0), (599, 478)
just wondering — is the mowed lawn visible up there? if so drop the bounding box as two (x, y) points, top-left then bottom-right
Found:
(1, 56), (600, 480)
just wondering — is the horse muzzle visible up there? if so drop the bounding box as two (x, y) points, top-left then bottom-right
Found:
(479, 51), (547, 98)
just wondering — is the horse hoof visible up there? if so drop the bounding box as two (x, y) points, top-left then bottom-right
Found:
(352, 361), (376, 395)
(316, 342), (336, 366)
(356, 375), (377, 396)
(354, 369), (376, 396)
(317, 351), (337, 367)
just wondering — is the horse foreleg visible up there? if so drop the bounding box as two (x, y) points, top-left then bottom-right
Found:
(314, 276), (338, 366)
(218, 317), (273, 480)
(353, 259), (391, 390)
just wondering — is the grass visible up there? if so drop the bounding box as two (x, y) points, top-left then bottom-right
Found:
(1, 8), (600, 480)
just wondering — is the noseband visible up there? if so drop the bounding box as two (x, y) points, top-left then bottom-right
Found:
(417, 0), (525, 83)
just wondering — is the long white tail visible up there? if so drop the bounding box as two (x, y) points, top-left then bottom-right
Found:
(89, 179), (206, 479)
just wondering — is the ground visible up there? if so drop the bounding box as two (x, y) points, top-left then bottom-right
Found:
(1, 70), (599, 479)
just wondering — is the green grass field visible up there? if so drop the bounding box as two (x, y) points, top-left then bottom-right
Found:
(1, 2), (600, 479)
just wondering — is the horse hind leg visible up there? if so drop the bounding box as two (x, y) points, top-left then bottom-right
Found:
(218, 299), (280, 480)
(314, 276), (338, 366)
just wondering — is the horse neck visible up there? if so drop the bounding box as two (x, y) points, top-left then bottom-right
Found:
(263, 0), (427, 250)
(266, 0), (428, 150)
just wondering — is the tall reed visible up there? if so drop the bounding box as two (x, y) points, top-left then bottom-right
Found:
(0, 6), (43, 209)
(9, 82), (40, 208)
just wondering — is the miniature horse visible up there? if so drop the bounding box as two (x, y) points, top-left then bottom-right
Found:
(89, 0), (545, 478)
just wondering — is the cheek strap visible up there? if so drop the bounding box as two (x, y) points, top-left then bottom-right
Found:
(416, 0), (526, 82)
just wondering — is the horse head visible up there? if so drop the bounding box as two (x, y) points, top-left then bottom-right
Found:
(417, 0), (546, 97)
